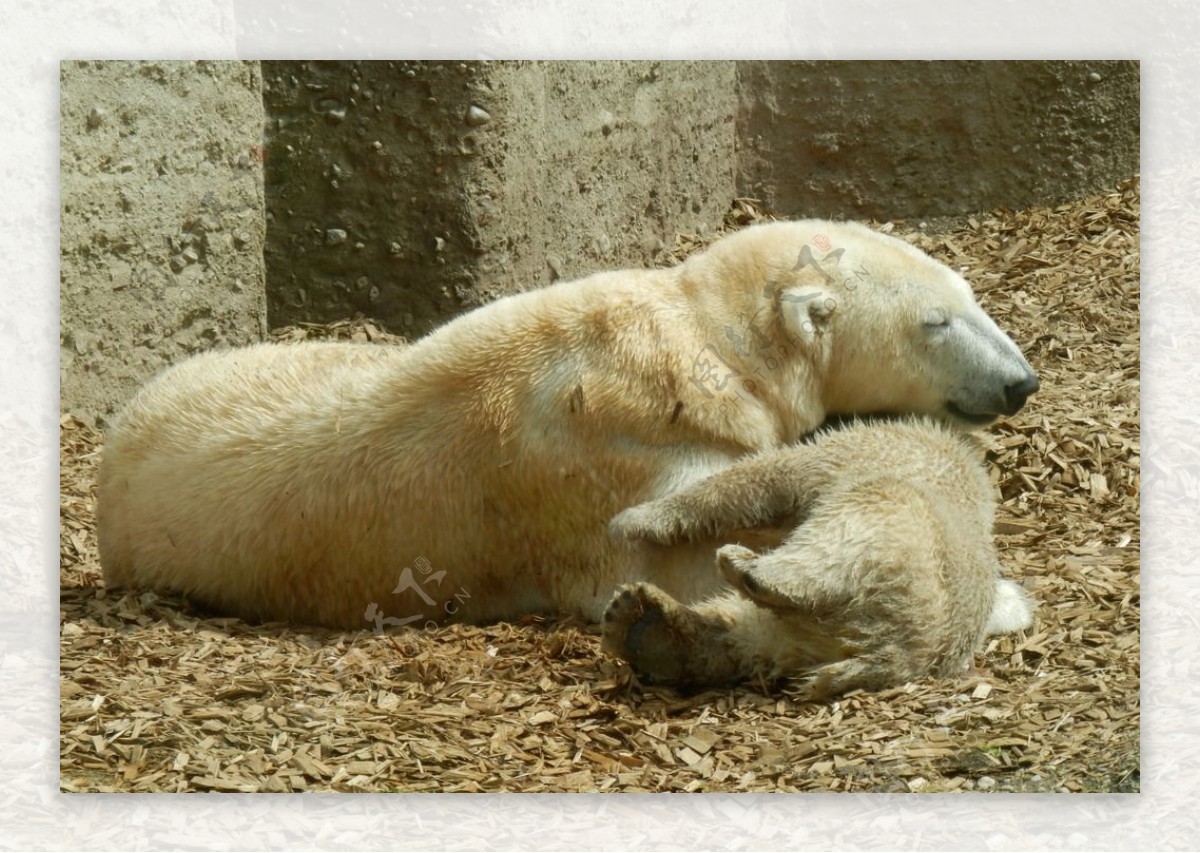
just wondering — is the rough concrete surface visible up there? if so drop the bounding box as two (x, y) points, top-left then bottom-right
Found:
(60, 60), (1140, 418)
(60, 60), (266, 422)
(736, 60), (1140, 220)
(263, 60), (736, 336)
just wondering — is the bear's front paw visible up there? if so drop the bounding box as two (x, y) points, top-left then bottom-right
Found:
(608, 503), (681, 545)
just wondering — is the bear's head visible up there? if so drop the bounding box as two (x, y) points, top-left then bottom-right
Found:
(764, 221), (1040, 427)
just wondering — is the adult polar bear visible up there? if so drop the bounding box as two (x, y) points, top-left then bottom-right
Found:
(97, 220), (1039, 630)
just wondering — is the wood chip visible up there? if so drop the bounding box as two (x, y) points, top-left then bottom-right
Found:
(683, 728), (720, 755)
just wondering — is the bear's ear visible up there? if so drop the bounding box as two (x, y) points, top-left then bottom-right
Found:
(778, 285), (837, 342)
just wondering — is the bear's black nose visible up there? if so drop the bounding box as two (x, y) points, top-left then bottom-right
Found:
(1003, 373), (1040, 415)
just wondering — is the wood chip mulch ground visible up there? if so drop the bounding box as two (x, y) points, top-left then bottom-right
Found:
(60, 176), (1140, 793)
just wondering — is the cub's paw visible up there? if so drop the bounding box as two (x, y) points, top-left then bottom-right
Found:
(800, 657), (876, 700)
(716, 544), (805, 613)
(601, 583), (690, 684)
(716, 544), (762, 595)
(608, 503), (682, 545)
(601, 583), (665, 655)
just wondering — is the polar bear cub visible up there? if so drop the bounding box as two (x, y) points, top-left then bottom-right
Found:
(603, 416), (1034, 695)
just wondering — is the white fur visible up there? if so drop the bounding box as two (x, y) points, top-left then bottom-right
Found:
(985, 579), (1036, 635)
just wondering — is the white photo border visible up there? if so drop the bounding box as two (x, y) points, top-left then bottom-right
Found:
(9, 0), (1186, 848)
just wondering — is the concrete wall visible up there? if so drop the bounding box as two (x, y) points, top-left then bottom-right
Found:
(735, 60), (1140, 220)
(60, 60), (266, 422)
(59, 60), (1139, 420)
(262, 60), (736, 337)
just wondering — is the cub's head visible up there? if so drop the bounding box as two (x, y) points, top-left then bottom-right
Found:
(766, 221), (1039, 427)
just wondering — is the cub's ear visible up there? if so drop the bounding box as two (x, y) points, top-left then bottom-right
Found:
(778, 286), (837, 342)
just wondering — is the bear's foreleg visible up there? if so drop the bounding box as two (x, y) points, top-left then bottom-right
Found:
(608, 449), (828, 546)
